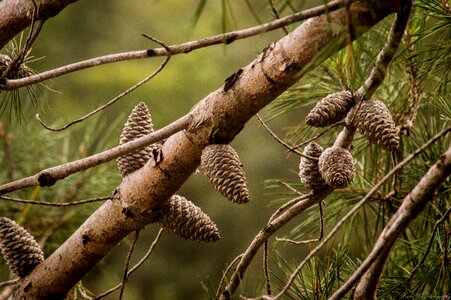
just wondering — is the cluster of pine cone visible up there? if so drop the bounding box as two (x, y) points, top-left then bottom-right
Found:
(116, 102), (250, 243)
(300, 91), (399, 190)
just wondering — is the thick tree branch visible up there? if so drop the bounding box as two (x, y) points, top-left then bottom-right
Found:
(1, 0), (354, 90)
(336, 146), (451, 300)
(10, 2), (396, 299)
(0, 0), (79, 49)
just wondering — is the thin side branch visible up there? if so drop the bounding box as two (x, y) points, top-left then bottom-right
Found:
(0, 113), (191, 195)
(256, 114), (316, 160)
(0, 195), (110, 206)
(0, 0), (353, 90)
(36, 55), (170, 131)
(118, 230), (140, 300)
(94, 228), (163, 300)
(275, 201), (323, 245)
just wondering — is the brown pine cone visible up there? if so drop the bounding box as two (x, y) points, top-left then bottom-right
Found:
(299, 141), (328, 190)
(117, 102), (160, 176)
(201, 144), (250, 204)
(157, 195), (220, 243)
(0, 217), (44, 278)
(318, 147), (354, 189)
(305, 91), (354, 127)
(354, 100), (400, 151)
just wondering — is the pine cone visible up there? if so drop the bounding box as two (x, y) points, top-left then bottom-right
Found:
(318, 147), (354, 189)
(0, 217), (44, 278)
(354, 100), (399, 151)
(305, 91), (354, 127)
(299, 141), (328, 190)
(117, 102), (159, 176)
(157, 195), (220, 242)
(201, 144), (250, 204)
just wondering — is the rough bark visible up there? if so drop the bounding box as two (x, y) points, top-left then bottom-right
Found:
(0, 0), (80, 50)
(350, 147), (451, 300)
(9, 2), (396, 299)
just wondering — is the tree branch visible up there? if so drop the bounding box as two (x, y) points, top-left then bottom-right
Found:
(9, 2), (395, 298)
(337, 146), (451, 300)
(0, 0), (354, 90)
(0, 0), (79, 49)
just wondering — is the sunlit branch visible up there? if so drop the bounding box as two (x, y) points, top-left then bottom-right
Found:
(0, 0), (353, 90)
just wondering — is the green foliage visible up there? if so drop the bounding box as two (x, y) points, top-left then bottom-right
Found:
(259, 1), (450, 298)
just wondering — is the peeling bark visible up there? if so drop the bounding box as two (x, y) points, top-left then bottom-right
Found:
(9, 2), (396, 299)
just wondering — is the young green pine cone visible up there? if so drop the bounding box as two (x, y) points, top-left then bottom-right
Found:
(117, 102), (159, 176)
(318, 147), (354, 189)
(201, 144), (250, 204)
(305, 91), (354, 127)
(0, 217), (44, 278)
(157, 195), (221, 243)
(299, 141), (328, 190)
(354, 100), (400, 151)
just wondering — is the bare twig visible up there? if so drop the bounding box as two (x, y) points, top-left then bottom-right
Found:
(0, 195), (110, 206)
(289, 121), (345, 152)
(94, 228), (163, 300)
(219, 189), (331, 299)
(36, 53), (170, 131)
(0, 113), (191, 195)
(264, 241), (271, 295)
(119, 230), (140, 300)
(256, 125), (448, 300)
(276, 180), (304, 196)
(256, 114), (317, 160)
(0, 0), (353, 90)
(215, 254), (244, 300)
(268, 0), (288, 35)
(268, 192), (312, 223)
(334, 147), (450, 300)
(276, 201), (323, 245)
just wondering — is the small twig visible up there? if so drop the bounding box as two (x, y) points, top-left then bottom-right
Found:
(276, 180), (304, 196)
(1, 1), (44, 80)
(0, 279), (19, 288)
(289, 121), (345, 152)
(36, 55), (171, 131)
(215, 254), (244, 300)
(119, 230), (141, 300)
(268, 0), (288, 35)
(405, 206), (451, 283)
(0, 195), (110, 206)
(263, 241), (271, 295)
(256, 114), (317, 160)
(276, 201), (323, 245)
(268, 193), (312, 223)
(1, 0), (353, 90)
(94, 228), (163, 300)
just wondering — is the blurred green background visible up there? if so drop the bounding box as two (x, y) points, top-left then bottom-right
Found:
(0, 1), (319, 299)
